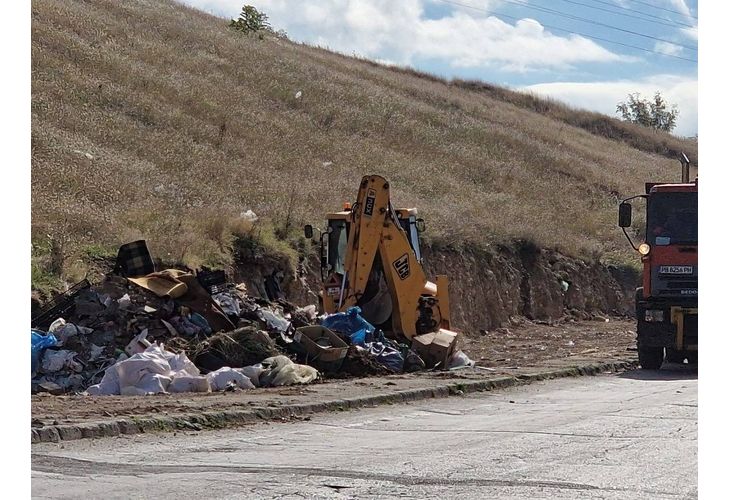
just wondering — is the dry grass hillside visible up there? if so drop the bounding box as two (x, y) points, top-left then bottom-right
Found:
(31, 0), (697, 288)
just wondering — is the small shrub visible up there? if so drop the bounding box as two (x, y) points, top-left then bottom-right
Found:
(229, 5), (271, 34)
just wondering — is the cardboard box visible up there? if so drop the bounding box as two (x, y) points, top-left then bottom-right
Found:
(411, 329), (458, 369)
(411, 332), (436, 361)
(430, 329), (458, 368)
(294, 326), (349, 373)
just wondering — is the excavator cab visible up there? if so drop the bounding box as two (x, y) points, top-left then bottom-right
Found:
(318, 208), (424, 281)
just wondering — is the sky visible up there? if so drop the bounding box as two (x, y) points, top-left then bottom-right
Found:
(180, 0), (697, 136)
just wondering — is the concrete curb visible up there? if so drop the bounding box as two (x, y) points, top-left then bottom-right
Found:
(31, 359), (638, 444)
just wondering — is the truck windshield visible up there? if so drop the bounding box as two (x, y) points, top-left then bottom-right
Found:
(647, 192), (697, 245)
(327, 220), (348, 275)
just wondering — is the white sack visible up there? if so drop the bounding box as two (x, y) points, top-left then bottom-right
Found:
(206, 367), (255, 391)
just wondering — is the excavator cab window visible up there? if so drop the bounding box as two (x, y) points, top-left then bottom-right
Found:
(326, 219), (348, 276)
(398, 216), (422, 263)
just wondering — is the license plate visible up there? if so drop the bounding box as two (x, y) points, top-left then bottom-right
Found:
(659, 265), (693, 274)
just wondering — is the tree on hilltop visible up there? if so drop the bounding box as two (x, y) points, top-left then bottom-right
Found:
(616, 91), (679, 133)
(230, 5), (271, 34)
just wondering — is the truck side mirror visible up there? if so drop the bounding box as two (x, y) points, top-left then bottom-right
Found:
(304, 224), (314, 239)
(618, 203), (632, 228)
(415, 218), (426, 233)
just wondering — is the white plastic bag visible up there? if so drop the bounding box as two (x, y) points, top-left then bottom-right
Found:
(257, 308), (291, 334)
(206, 367), (255, 391)
(41, 350), (82, 373)
(238, 365), (265, 388)
(257, 356), (318, 387)
(448, 350), (475, 370)
(169, 375), (211, 393)
(87, 344), (203, 396)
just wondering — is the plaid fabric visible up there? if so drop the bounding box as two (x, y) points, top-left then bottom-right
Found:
(113, 240), (155, 277)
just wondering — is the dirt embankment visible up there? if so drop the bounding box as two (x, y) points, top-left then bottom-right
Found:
(423, 241), (639, 333)
(233, 240), (639, 335)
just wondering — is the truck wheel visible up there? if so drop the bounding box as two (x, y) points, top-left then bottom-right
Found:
(638, 345), (664, 370)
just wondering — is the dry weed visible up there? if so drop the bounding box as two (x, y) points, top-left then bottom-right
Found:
(31, 0), (697, 276)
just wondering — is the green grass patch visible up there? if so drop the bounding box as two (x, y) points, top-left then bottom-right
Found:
(83, 243), (116, 260)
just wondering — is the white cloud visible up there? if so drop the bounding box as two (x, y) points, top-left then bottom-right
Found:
(179, 0), (628, 71)
(522, 75), (697, 136)
(669, 0), (693, 18)
(654, 41), (683, 56)
(665, 1), (698, 40)
(680, 26), (698, 41)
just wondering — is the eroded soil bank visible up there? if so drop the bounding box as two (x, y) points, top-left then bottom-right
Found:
(234, 240), (639, 335)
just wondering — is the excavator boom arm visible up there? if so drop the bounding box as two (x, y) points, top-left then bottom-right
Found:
(339, 175), (447, 339)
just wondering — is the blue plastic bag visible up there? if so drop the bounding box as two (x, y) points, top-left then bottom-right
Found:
(31, 330), (58, 377)
(366, 340), (405, 372)
(190, 312), (213, 335)
(321, 306), (375, 346)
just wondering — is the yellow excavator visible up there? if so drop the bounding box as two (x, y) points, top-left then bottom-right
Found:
(305, 175), (458, 365)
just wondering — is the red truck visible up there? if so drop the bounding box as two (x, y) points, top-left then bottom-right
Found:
(618, 154), (698, 369)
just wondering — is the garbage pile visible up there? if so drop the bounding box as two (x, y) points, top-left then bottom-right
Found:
(30, 240), (472, 396)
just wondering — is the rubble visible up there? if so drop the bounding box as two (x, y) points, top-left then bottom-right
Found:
(30, 241), (472, 397)
(336, 346), (394, 377)
(191, 326), (282, 371)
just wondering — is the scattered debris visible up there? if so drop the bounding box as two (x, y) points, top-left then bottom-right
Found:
(30, 241), (477, 396)
(293, 325), (348, 373)
(192, 326), (281, 371)
(240, 209), (258, 223)
(41, 349), (79, 373)
(257, 307), (291, 334)
(31, 330), (58, 377)
(336, 346), (394, 378)
(448, 350), (475, 370)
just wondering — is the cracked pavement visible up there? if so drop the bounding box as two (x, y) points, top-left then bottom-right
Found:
(32, 365), (697, 499)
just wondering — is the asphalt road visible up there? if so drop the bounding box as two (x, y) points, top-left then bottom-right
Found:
(32, 366), (697, 499)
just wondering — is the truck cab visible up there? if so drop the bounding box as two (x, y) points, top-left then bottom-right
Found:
(619, 160), (698, 369)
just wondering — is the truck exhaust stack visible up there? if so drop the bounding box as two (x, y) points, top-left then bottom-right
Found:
(680, 152), (690, 183)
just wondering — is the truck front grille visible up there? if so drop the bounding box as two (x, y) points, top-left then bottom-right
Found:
(666, 281), (698, 289)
